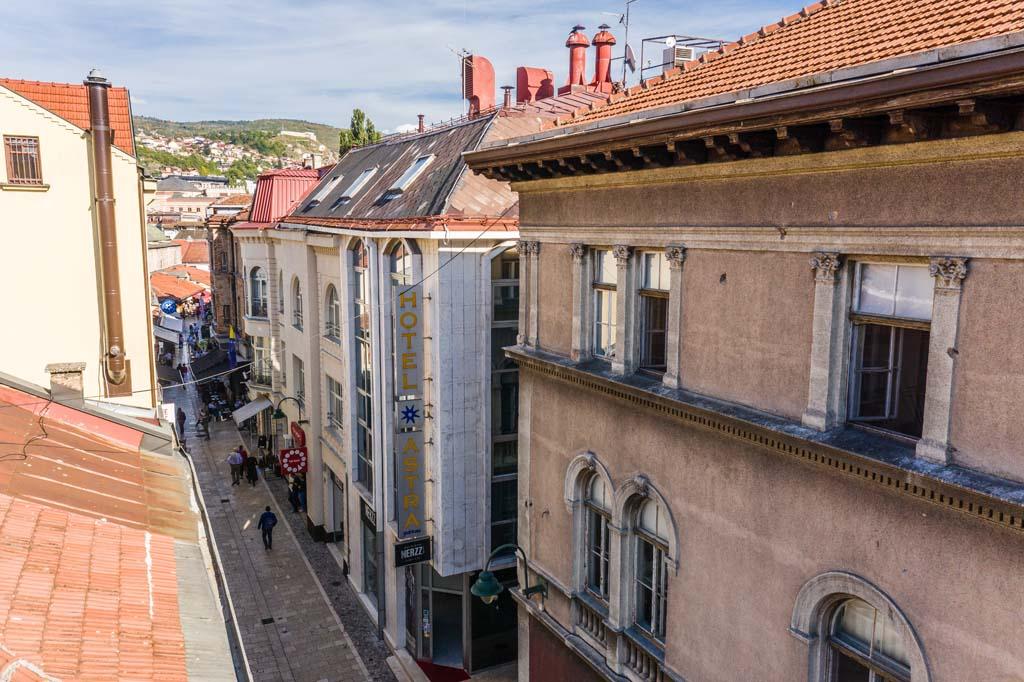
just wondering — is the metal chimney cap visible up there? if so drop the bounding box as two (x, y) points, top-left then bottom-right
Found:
(85, 68), (109, 85)
(572, 24), (586, 32)
(598, 23), (611, 30)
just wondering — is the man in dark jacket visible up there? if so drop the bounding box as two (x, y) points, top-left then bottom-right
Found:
(257, 506), (277, 550)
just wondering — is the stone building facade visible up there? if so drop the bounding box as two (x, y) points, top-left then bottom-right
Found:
(465, 3), (1024, 681)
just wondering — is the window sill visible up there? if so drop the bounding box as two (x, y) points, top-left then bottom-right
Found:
(1, 183), (49, 192)
(622, 626), (665, 662)
(323, 334), (341, 345)
(573, 589), (610, 619)
(848, 421), (920, 447)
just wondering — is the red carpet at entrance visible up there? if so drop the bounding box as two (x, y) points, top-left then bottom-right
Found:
(416, 660), (470, 682)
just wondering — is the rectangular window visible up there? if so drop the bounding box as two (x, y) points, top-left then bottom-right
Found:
(387, 155), (434, 195)
(252, 336), (272, 385)
(304, 172), (343, 209)
(635, 536), (667, 641)
(849, 263), (933, 439)
(592, 249), (617, 359)
(6, 137), (43, 184)
(640, 252), (669, 372)
(586, 507), (610, 600)
(293, 355), (305, 410)
(335, 168), (377, 205)
(326, 375), (343, 429)
(491, 248), (519, 553)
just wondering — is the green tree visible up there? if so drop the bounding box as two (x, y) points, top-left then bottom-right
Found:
(225, 157), (261, 186)
(338, 109), (381, 155)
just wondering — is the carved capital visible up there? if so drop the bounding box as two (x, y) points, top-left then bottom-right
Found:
(517, 240), (540, 256)
(929, 256), (968, 291)
(612, 244), (633, 267)
(629, 474), (650, 499)
(666, 244), (687, 269)
(569, 242), (586, 262)
(809, 252), (843, 283)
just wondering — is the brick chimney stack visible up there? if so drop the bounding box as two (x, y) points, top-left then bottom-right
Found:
(417, 114), (425, 133)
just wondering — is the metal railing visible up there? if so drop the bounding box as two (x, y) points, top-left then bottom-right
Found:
(249, 300), (268, 318)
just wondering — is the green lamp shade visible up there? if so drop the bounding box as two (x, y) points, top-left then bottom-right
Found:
(273, 407), (287, 420)
(471, 570), (503, 605)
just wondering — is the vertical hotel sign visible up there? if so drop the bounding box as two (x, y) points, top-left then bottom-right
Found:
(394, 284), (426, 539)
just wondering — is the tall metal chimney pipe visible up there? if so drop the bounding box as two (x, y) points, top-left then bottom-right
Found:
(85, 69), (130, 391)
(501, 86), (514, 108)
(417, 114), (425, 133)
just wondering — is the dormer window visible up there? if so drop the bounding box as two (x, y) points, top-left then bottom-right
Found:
(386, 154), (434, 196)
(303, 173), (344, 210)
(333, 168), (377, 208)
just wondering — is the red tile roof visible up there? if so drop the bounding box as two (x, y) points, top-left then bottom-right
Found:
(211, 193), (251, 206)
(158, 265), (211, 287)
(151, 272), (206, 301)
(0, 383), (194, 680)
(567, 0), (1024, 125)
(0, 79), (135, 155)
(281, 214), (518, 232)
(249, 168), (319, 223)
(171, 240), (209, 265)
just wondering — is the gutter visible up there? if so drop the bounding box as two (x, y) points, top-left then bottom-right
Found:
(464, 36), (1024, 168)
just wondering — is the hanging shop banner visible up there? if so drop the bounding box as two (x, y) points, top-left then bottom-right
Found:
(279, 447), (308, 474)
(395, 536), (432, 568)
(290, 422), (307, 447)
(394, 285), (424, 396)
(396, 430), (425, 538)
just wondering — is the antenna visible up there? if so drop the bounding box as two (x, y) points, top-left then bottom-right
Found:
(620, 0), (641, 86)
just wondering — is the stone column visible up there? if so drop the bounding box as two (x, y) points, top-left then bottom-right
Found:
(916, 257), (969, 464)
(611, 245), (636, 375)
(662, 245), (687, 389)
(526, 241), (541, 348)
(604, 522), (626, 675)
(569, 243), (589, 362)
(516, 240), (531, 345)
(802, 252), (847, 431)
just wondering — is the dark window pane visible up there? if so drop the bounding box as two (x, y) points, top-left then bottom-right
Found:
(636, 539), (655, 630)
(492, 440), (518, 476)
(857, 371), (890, 418)
(861, 324), (893, 368)
(491, 479), (517, 523)
(492, 372), (519, 436)
(493, 284), (519, 322)
(833, 650), (871, 682)
(641, 296), (668, 370)
(491, 327), (518, 370)
(491, 521), (517, 552)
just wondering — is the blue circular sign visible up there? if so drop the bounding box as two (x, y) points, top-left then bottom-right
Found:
(160, 299), (177, 314)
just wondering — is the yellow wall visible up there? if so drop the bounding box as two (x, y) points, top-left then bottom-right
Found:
(0, 86), (155, 408)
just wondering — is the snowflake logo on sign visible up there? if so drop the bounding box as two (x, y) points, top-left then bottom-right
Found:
(400, 404), (421, 425)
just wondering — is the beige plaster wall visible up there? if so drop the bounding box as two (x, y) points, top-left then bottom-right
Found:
(950, 259), (1024, 482)
(0, 87), (154, 408)
(678, 250), (813, 420)
(523, 370), (1024, 682)
(537, 244), (573, 356)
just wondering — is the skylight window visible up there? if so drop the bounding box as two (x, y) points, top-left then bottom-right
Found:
(338, 168), (377, 201)
(387, 154), (434, 195)
(304, 173), (344, 210)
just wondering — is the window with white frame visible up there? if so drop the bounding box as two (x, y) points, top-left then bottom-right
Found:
(292, 278), (304, 329)
(634, 498), (669, 642)
(827, 598), (910, 682)
(385, 154), (434, 197)
(303, 171), (343, 210)
(849, 263), (933, 438)
(640, 252), (670, 372)
(293, 355), (305, 409)
(249, 267), (268, 317)
(332, 168), (377, 209)
(325, 284), (340, 339)
(353, 240), (374, 492)
(326, 375), (343, 429)
(251, 336), (271, 385)
(584, 476), (611, 601)
(592, 249), (617, 359)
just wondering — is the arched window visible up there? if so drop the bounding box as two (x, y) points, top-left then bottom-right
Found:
(584, 475), (611, 601)
(389, 241), (413, 286)
(249, 267), (267, 317)
(324, 284), (340, 339)
(633, 497), (669, 642)
(292, 277), (303, 329)
(828, 598), (910, 682)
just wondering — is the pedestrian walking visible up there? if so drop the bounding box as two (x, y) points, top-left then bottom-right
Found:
(257, 506), (277, 550)
(175, 407), (186, 439)
(287, 482), (301, 513)
(226, 448), (244, 486)
(245, 455), (259, 487)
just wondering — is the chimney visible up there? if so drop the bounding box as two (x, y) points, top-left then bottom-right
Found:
(501, 86), (514, 108)
(561, 25), (590, 94)
(462, 54), (496, 117)
(516, 67), (555, 103)
(46, 363), (86, 403)
(85, 69), (132, 396)
(591, 24), (617, 93)
(417, 114), (425, 133)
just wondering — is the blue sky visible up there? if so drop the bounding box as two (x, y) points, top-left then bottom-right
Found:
(0, 0), (792, 131)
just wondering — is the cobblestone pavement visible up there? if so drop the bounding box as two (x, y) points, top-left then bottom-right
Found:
(169, 382), (377, 682)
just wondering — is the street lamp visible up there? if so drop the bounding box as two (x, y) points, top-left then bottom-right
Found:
(272, 395), (304, 421)
(471, 543), (547, 605)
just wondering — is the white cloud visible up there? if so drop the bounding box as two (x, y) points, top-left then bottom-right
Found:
(0, 0), (792, 129)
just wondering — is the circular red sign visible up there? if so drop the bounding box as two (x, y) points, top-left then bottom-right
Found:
(280, 447), (308, 474)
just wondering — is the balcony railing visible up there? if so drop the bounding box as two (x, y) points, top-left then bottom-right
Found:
(622, 633), (666, 682)
(575, 598), (608, 648)
(249, 360), (272, 387)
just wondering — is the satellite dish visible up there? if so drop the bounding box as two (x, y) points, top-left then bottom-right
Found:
(625, 44), (637, 73)
(665, 36), (677, 48)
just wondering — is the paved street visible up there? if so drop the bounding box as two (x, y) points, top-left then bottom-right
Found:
(169, 381), (376, 682)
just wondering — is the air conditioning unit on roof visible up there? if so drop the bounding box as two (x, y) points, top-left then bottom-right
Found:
(663, 45), (698, 73)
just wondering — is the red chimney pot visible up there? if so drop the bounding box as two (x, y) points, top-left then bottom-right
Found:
(591, 24), (617, 93)
(561, 25), (590, 94)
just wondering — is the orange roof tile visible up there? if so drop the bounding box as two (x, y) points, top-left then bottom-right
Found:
(150, 272), (206, 301)
(0, 79), (135, 156)
(157, 265), (211, 287)
(211, 193), (251, 206)
(569, 0), (1024, 125)
(170, 240), (209, 264)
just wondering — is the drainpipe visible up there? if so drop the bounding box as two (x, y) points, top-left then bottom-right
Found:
(85, 69), (130, 392)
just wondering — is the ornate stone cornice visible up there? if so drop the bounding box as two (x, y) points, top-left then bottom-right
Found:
(810, 251), (843, 283)
(569, 242), (587, 262)
(507, 346), (1024, 536)
(666, 244), (687, 269)
(929, 256), (969, 291)
(612, 244), (633, 267)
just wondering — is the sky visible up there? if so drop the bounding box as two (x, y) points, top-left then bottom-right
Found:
(0, 0), (793, 132)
